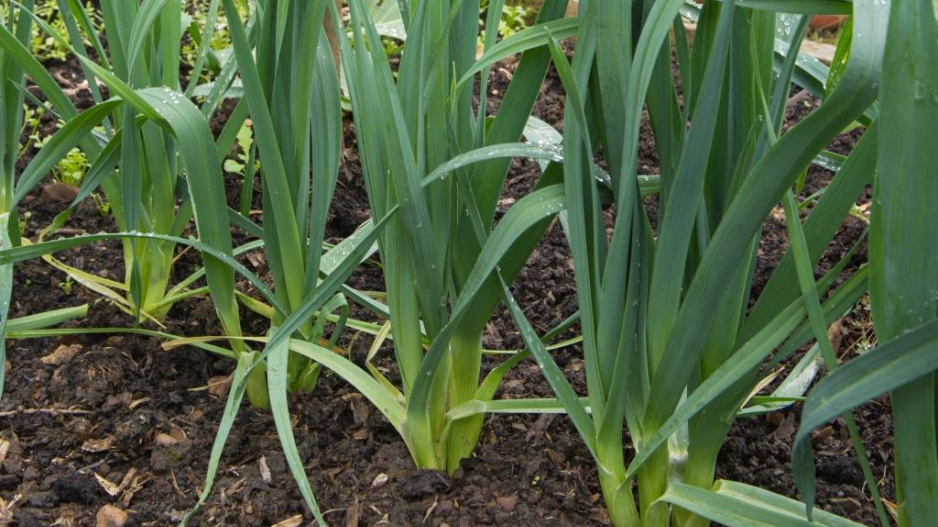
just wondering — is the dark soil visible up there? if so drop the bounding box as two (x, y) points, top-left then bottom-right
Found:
(1, 41), (893, 527)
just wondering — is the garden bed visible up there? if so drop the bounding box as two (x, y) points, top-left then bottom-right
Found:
(0, 42), (895, 527)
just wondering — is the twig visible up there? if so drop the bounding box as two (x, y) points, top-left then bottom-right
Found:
(787, 89), (813, 109)
(0, 408), (92, 418)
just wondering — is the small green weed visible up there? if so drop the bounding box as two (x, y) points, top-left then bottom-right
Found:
(91, 193), (110, 218)
(480, 0), (533, 41)
(25, 105), (89, 186)
(59, 275), (74, 295)
(26, 0), (101, 63)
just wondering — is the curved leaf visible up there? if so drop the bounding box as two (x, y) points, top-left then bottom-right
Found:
(658, 480), (865, 527)
(456, 17), (579, 89)
(0, 231), (283, 314)
(793, 319), (938, 517)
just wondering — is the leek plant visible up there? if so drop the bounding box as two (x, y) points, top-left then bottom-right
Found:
(1, 0), (89, 395)
(491, 0), (890, 525)
(37, 0), (221, 325)
(0, 0), (248, 394)
(212, 0), (347, 402)
(793, 2), (938, 527)
(208, 1), (591, 514)
(0, 0), (352, 408)
(12, 0), (254, 331)
(0, 1), (36, 396)
(169, 1), (393, 521)
(276, 0), (583, 475)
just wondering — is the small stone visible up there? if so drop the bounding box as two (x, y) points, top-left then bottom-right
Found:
(96, 504), (128, 527)
(207, 375), (232, 398)
(68, 417), (93, 439)
(153, 433), (179, 447)
(41, 182), (79, 203)
(259, 456), (272, 484)
(40, 344), (82, 366)
(372, 473), (389, 487)
(82, 437), (113, 453)
(496, 494), (518, 511)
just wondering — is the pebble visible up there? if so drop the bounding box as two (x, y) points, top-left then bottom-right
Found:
(40, 344), (83, 366)
(96, 504), (128, 527)
(372, 473), (389, 487)
(40, 182), (79, 203)
(154, 433), (179, 447)
(496, 494), (518, 511)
